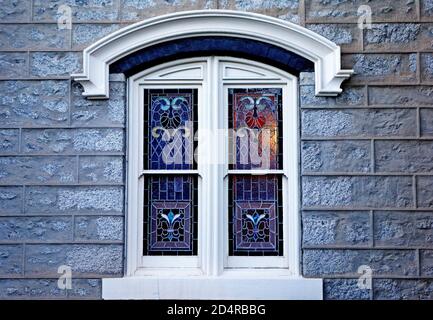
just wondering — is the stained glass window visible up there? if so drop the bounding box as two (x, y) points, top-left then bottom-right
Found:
(228, 88), (284, 256)
(143, 89), (198, 256)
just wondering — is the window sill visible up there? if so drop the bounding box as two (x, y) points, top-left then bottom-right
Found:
(102, 274), (323, 300)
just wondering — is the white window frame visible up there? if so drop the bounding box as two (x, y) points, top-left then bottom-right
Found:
(103, 56), (322, 299)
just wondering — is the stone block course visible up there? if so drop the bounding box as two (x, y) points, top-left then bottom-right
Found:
(0, 129), (19, 154)
(0, 279), (66, 299)
(324, 279), (371, 300)
(300, 85), (365, 107)
(0, 0), (31, 22)
(0, 187), (23, 214)
(78, 156), (124, 184)
(74, 216), (124, 241)
(374, 279), (433, 299)
(368, 86), (433, 106)
(0, 52), (28, 78)
(306, 24), (361, 52)
(0, 245), (23, 276)
(30, 52), (82, 78)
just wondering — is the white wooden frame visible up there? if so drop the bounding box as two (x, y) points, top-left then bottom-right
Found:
(103, 57), (322, 299)
(72, 10), (352, 99)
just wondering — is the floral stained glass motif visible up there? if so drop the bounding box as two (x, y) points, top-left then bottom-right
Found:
(143, 89), (198, 256)
(228, 88), (283, 256)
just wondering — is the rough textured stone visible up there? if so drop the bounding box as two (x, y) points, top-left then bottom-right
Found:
(25, 244), (123, 276)
(0, 129), (19, 153)
(69, 279), (101, 299)
(342, 54), (417, 84)
(374, 279), (433, 299)
(301, 141), (371, 173)
(0, 0), (31, 22)
(79, 156), (124, 184)
(0, 245), (22, 276)
(364, 24), (433, 51)
(33, 0), (119, 21)
(0, 52), (28, 78)
(421, 53), (433, 82)
(302, 211), (371, 247)
(220, 0), (300, 23)
(421, 250), (433, 275)
(369, 86), (433, 106)
(0, 24), (69, 50)
(420, 109), (433, 136)
(0, 187), (23, 214)
(375, 141), (433, 173)
(22, 128), (124, 154)
(72, 24), (121, 49)
(0, 279), (66, 299)
(300, 85), (365, 107)
(25, 186), (124, 214)
(324, 279), (371, 300)
(71, 82), (125, 126)
(30, 52), (82, 77)
(301, 109), (417, 137)
(306, 24), (361, 51)
(417, 177), (433, 208)
(302, 176), (413, 208)
(303, 249), (417, 277)
(0, 217), (72, 242)
(74, 216), (123, 241)
(421, 0), (433, 21)
(121, 0), (217, 21)
(0, 156), (77, 184)
(306, 0), (417, 23)
(0, 80), (69, 127)
(374, 211), (433, 247)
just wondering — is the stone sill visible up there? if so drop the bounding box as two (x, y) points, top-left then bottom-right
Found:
(102, 275), (323, 300)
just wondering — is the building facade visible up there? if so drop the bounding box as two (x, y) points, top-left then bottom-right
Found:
(1, 0), (433, 300)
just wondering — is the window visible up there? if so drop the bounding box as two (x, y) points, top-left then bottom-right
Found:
(126, 56), (299, 276)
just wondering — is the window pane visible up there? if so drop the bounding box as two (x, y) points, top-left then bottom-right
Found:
(228, 175), (283, 256)
(143, 175), (198, 256)
(144, 89), (198, 170)
(228, 88), (282, 170)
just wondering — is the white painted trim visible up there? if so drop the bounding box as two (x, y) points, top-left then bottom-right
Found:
(72, 10), (352, 99)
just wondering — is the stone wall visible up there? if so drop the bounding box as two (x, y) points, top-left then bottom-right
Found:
(1, 0), (433, 299)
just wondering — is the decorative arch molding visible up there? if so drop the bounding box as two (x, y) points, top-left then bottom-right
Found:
(72, 10), (353, 99)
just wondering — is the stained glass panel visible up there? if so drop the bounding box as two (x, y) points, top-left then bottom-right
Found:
(228, 88), (282, 170)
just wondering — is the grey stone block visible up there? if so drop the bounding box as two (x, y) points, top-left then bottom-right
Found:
(342, 54), (417, 84)
(79, 156), (124, 184)
(374, 211), (433, 247)
(375, 141), (433, 173)
(306, 24), (361, 51)
(30, 52), (82, 77)
(0, 0), (31, 22)
(300, 85), (365, 107)
(302, 211), (371, 247)
(420, 109), (433, 136)
(303, 249), (417, 277)
(22, 128), (124, 154)
(68, 279), (101, 299)
(324, 279), (371, 300)
(0, 156), (77, 184)
(25, 244), (123, 276)
(301, 109), (416, 137)
(0, 245), (22, 276)
(417, 177), (433, 208)
(0, 80), (69, 127)
(369, 86), (433, 106)
(421, 0), (433, 21)
(0, 129), (19, 154)
(74, 216), (123, 241)
(0, 217), (72, 242)
(306, 0), (417, 23)
(0, 279), (66, 299)
(374, 279), (433, 300)
(33, 0), (119, 21)
(0, 24), (69, 50)
(421, 53), (433, 82)
(72, 24), (121, 49)
(0, 187), (23, 214)
(25, 186), (124, 214)
(421, 250), (433, 276)
(302, 176), (413, 208)
(71, 81), (125, 126)
(121, 0), (218, 21)
(301, 140), (371, 173)
(0, 52), (28, 77)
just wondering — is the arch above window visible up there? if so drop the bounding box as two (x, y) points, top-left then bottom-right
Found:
(72, 10), (353, 99)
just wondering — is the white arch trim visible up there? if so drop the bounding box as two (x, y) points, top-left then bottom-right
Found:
(71, 10), (353, 99)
